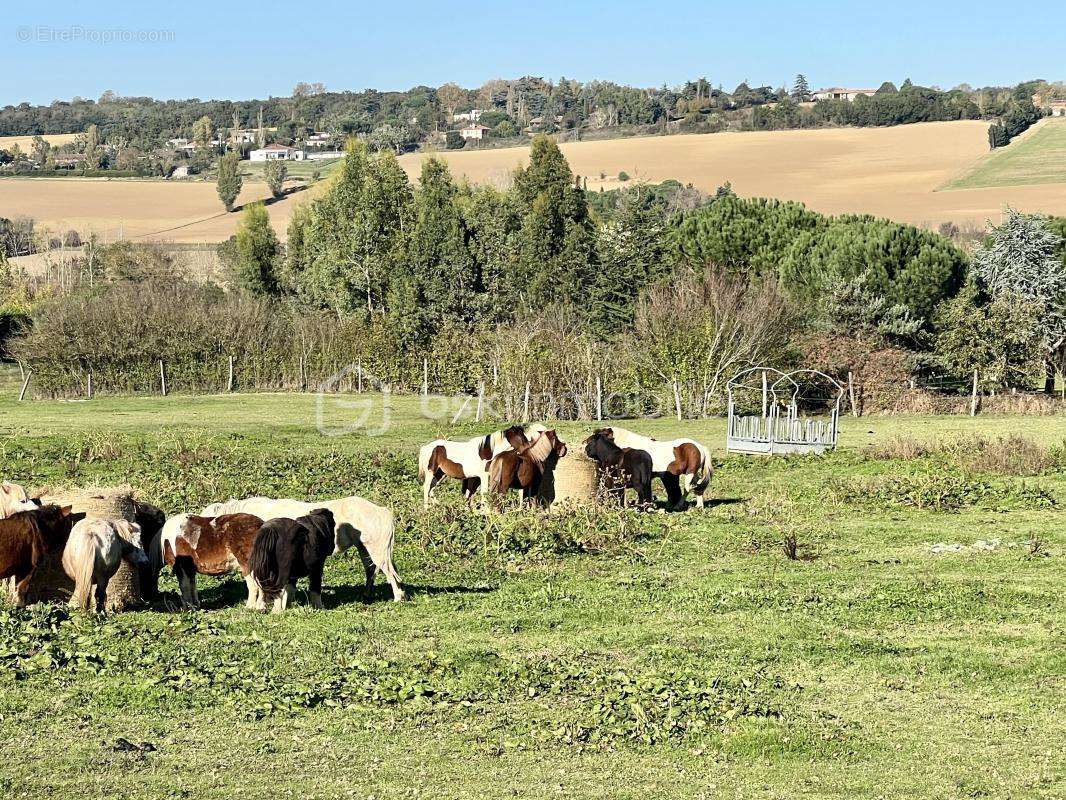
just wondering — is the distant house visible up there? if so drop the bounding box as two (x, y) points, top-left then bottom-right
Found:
(452, 109), (483, 123)
(459, 124), (489, 141)
(53, 153), (87, 168)
(249, 144), (306, 161)
(304, 132), (332, 147)
(230, 128), (259, 144)
(811, 87), (877, 102)
(167, 137), (190, 149)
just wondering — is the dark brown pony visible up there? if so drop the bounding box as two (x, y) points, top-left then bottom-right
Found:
(488, 430), (568, 503)
(159, 513), (264, 609)
(0, 505), (84, 606)
(248, 509), (336, 614)
(583, 431), (654, 507)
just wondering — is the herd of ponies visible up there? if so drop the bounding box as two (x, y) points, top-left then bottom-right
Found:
(0, 424), (712, 615)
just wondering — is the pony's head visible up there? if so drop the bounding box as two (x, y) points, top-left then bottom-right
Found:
(525, 430), (567, 463)
(32, 505), (85, 551)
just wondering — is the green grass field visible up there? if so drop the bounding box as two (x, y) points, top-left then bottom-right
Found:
(238, 157), (342, 183)
(0, 389), (1063, 799)
(945, 118), (1066, 190)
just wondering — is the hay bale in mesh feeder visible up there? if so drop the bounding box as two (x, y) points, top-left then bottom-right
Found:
(539, 450), (600, 510)
(15, 486), (142, 610)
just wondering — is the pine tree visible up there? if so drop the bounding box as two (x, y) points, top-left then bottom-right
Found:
(513, 135), (596, 306)
(791, 74), (811, 102)
(231, 203), (280, 295)
(216, 152), (243, 211)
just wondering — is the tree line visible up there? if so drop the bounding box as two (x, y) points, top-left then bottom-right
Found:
(4, 137), (1064, 410)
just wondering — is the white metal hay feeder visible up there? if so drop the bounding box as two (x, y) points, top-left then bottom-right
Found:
(727, 368), (843, 455)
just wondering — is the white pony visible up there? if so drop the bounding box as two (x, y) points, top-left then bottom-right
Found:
(1, 481), (37, 519)
(199, 495), (406, 602)
(417, 424), (548, 508)
(601, 428), (713, 509)
(62, 518), (148, 612)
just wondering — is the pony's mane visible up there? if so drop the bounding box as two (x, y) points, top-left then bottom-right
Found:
(525, 431), (555, 464)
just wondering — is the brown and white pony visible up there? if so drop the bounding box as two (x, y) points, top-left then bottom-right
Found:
(156, 512), (264, 609)
(0, 505), (84, 606)
(62, 518), (149, 613)
(418, 424), (547, 508)
(488, 429), (568, 503)
(597, 428), (713, 509)
(200, 495), (406, 602)
(0, 481), (37, 518)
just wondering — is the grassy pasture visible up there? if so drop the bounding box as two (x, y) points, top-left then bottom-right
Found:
(945, 118), (1066, 189)
(238, 157), (342, 183)
(0, 389), (1063, 799)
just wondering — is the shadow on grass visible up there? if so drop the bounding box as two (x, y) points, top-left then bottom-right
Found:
(146, 576), (498, 612)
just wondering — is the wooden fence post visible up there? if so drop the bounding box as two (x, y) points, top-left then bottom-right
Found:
(761, 369), (768, 419)
(595, 375), (602, 421)
(18, 370), (31, 402)
(523, 381), (531, 422)
(672, 379), (682, 421)
(159, 360), (167, 397)
(970, 368), (979, 417)
(357, 361), (363, 393)
(227, 355), (235, 392)
(423, 358), (428, 397)
(848, 371), (858, 418)
(86, 370), (93, 400)
(476, 382), (485, 422)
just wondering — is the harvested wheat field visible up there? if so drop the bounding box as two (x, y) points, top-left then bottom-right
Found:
(401, 119), (1066, 229)
(0, 178), (298, 242)
(0, 133), (79, 152)
(4, 120), (1066, 243)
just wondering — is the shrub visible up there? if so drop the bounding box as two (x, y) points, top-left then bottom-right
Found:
(618, 171), (630, 182)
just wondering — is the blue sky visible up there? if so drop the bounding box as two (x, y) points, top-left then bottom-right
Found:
(3, 0), (1063, 105)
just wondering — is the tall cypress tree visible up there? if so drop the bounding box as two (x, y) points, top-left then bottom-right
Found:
(513, 135), (596, 307)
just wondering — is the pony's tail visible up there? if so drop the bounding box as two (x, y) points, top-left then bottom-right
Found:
(487, 456), (504, 494)
(248, 524), (281, 598)
(691, 444), (714, 496)
(69, 540), (96, 612)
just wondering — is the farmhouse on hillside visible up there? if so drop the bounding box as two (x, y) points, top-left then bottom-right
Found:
(452, 109), (483, 123)
(459, 124), (489, 141)
(249, 143), (307, 161)
(811, 87), (878, 102)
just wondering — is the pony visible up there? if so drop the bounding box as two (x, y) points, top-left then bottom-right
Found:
(156, 513), (264, 609)
(582, 431), (654, 507)
(0, 505), (84, 607)
(199, 495), (406, 602)
(417, 424), (548, 508)
(0, 481), (37, 519)
(596, 428), (713, 509)
(62, 518), (148, 613)
(248, 509), (336, 614)
(488, 429), (568, 503)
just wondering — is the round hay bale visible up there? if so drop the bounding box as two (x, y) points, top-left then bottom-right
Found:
(540, 450), (600, 510)
(29, 485), (142, 611)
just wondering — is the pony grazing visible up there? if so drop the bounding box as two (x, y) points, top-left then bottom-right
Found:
(200, 495), (405, 602)
(248, 509), (336, 614)
(488, 429), (568, 503)
(0, 481), (37, 519)
(418, 424), (548, 508)
(0, 505), (84, 607)
(583, 431), (654, 507)
(156, 513), (264, 609)
(597, 428), (713, 509)
(62, 518), (148, 613)
(133, 501), (167, 601)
